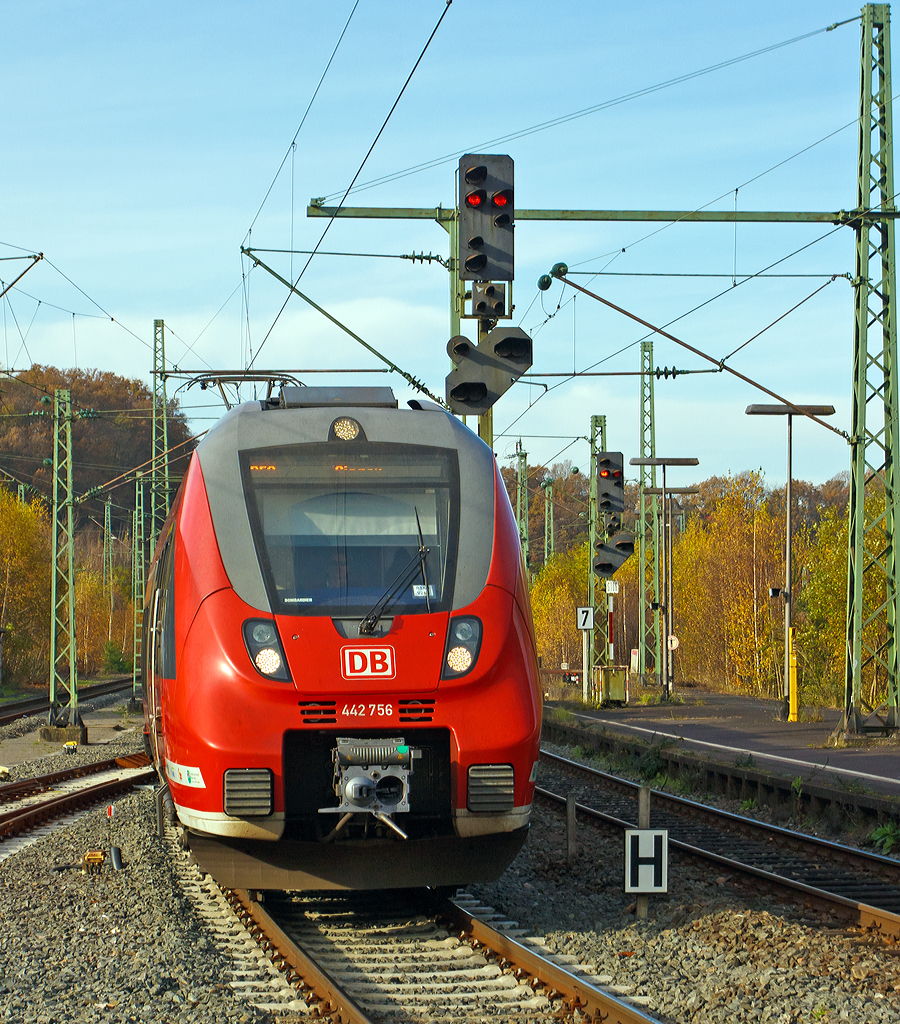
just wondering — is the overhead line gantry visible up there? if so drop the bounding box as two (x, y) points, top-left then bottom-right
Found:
(305, 5), (898, 730)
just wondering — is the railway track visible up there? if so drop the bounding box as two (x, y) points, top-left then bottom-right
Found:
(0, 752), (151, 805)
(538, 748), (900, 939)
(0, 677), (136, 726)
(0, 753), (155, 859)
(160, 813), (664, 1024)
(213, 886), (664, 1023)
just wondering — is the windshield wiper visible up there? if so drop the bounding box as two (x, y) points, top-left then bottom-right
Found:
(358, 509), (430, 635)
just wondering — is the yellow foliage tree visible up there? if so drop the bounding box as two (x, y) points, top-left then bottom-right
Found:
(0, 490), (51, 685)
(674, 472), (784, 693)
(530, 543), (589, 671)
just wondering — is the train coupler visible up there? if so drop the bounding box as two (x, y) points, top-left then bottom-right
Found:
(318, 737), (420, 834)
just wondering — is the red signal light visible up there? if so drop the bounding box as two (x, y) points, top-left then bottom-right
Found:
(492, 189), (512, 208)
(599, 469), (610, 478)
(465, 189), (486, 208)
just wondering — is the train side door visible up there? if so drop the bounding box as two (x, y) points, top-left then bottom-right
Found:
(149, 533), (176, 763)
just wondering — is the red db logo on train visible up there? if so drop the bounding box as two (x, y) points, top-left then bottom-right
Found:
(341, 646), (396, 679)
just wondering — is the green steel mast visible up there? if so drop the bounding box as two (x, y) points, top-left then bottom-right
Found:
(638, 341), (661, 682)
(48, 388), (79, 726)
(516, 441), (530, 570)
(131, 473), (146, 705)
(588, 414), (607, 697)
(543, 479), (554, 564)
(845, 3), (900, 732)
(150, 319), (170, 557)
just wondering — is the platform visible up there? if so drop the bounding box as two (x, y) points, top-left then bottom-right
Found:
(547, 689), (900, 801)
(0, 703), (144, 767)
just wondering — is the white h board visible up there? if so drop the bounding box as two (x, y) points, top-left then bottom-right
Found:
(624, 829), (668, 893)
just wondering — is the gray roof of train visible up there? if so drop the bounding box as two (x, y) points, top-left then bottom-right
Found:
(195, 400), (497, 614)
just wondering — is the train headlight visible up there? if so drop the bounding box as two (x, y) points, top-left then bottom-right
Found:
(441, 616), (482, 679)
(331, 417), (361, 441)
(242, 619), (292, 682)
(446, 646), (473, 673)
(254, 648), (282, 675)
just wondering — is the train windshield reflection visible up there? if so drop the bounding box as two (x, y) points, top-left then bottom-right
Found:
(241, 443), (459, 616)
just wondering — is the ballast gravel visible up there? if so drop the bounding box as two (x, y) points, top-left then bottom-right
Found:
(1, 716), (898, 1023)
(470, 755), (900, 1024)
(0, 786), (272, 1024)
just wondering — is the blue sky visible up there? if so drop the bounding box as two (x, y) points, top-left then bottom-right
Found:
(1, 1), (873, 487)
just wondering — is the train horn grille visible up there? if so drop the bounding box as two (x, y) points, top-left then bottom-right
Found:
(223, 768), (273, 817)
(467, 764), (515, 812)
(297, 700), (337, 724)
(398, 698), (435, 722)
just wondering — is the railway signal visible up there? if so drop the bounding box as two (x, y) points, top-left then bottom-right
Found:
(445, 326), (532, 416)
(593, 530), (635, 578)
(457, 154), (514, 282)
(597, 452), (625, 519)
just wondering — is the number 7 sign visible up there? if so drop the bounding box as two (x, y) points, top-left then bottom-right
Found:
(576, 607), (594, 631)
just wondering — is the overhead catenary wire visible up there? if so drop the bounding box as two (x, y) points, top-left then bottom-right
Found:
(525, 277), (841, 376)
(247, 0), (454, 371)
(556, 270), (846, 438)
(499, 225), (847, 440)
(3, 288), (109, 317)
(76, 431), (207, 503)
(567, 95), (891, 274)
(244, 252), (446, 406)
(316, 16), (858, 204)
(243, 0), (362, 243)
(244, 247), (449, 266)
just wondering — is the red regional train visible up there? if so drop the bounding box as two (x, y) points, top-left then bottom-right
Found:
(142, 385), (542, 890)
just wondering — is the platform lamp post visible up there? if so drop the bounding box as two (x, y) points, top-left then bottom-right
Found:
(644, 487), (699, 690)
(745, 404), (835, 722)
(631, 458), (699, 700)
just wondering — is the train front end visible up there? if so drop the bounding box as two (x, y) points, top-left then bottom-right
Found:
(147, 386), (541, 890)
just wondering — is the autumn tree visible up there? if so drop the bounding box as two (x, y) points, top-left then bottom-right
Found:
(530, 543), (590, 672)
(0, 364), (194, 531)
(796, 506), (846, 706)
(0, 489), (51, 685)
(500, 458), (589, 568)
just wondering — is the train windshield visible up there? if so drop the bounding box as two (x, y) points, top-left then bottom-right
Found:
(241, 443), (459, 617)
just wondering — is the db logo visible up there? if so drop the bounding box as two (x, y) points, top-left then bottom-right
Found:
(341, 646), (396, 679)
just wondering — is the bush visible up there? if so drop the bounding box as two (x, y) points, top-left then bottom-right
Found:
(102, 641), (133, 674)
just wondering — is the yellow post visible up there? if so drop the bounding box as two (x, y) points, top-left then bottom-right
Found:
(788, 626), (799, 722)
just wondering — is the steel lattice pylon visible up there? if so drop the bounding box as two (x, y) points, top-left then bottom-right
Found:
(588, 414), (606, 694)
(844, 3), (900, 732)
(102, 496), (113, 595)
(150, 319), (170, 557)
(544, 480), (554, 564)
(516, 441), (530, 570)
(638, 341), (661, 682)
(48, 388), (80, 726)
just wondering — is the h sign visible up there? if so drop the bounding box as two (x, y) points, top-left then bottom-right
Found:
(624, 829), (668, 893)
(341, 646), (396, 680)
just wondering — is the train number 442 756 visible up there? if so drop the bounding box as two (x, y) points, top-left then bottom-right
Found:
(341, 703), (393, 717)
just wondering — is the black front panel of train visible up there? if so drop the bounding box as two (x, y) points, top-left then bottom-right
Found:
(282, 728), (452, 840)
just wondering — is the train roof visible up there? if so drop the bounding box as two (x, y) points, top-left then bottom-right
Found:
(192, 386), (498, 615)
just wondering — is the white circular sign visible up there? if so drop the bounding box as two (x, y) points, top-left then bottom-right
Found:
(667, 635), (680, 651)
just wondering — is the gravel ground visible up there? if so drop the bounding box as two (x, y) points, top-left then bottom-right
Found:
(0, 787), (273, 1024)
(468, 751), (900, 1024)
(2, 724), (900, 1023)
(0, 696), (144, 784)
